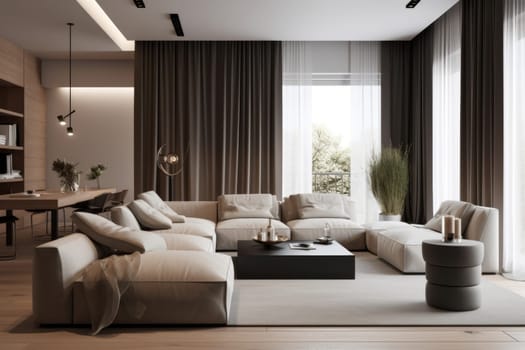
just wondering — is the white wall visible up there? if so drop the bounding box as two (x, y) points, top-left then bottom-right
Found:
(46, 87), (134, 200)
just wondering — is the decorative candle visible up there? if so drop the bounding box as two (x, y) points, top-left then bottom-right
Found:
(454, 218), (462, 242)
(441, 215), (455, 242)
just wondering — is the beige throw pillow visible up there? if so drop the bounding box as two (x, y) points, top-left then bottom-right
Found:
(218, 194), (274, 221)
(128, 199), (172, 230)
(294, 193), (350, 219)
(138, 191), (186, 223)
(110, 205), (141, 231)
(424, 200), (476, 233)
(72, 212), (167, 253)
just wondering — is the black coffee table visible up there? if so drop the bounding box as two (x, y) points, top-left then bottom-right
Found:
(234, 240), (355, 279)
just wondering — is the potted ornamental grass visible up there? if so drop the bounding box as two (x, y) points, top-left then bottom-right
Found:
(86, 164), (107, 189)
(368, 147), (409, 221)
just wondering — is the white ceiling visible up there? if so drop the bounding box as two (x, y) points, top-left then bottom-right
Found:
(0, 0), (458, 59)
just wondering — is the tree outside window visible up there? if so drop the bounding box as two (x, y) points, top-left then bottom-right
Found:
(312, 124), (351, 195)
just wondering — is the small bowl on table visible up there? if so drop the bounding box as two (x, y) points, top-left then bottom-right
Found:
(315, 236), (334, 244)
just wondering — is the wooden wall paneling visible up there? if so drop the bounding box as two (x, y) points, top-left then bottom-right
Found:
(22, 53), (47, 228)
(0, 37), (23, 86)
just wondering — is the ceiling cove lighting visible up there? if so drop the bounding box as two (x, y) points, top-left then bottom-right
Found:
(56, 23), (77, 136)
(75, 0), (135, 51)
(133, 0), (145, 8)
(170, 14), (185, 37)
(406, 0), (421, 8)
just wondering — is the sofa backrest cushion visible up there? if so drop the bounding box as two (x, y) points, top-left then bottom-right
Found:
(293, 193), (350, 219)
(281, 193), (355, 222)
(72, 212), (167, 253)
(128, 199), (172, 230)
(218, 194), (278, 221)
(424, 200), (476, 234)
(138, 191), (186, 223)
(110, 205), (141, 231)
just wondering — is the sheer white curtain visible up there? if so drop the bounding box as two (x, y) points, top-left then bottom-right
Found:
(282, 42), (313, 197)
(503, 0), (525, 280)
(432, 3), (462, 213)
(348, 42), (381, 223)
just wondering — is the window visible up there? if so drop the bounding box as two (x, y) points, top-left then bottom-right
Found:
(283, 42), (381, 223)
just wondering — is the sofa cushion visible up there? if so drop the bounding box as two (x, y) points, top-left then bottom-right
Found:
(287, 218), (366, 250)
(72, 251), (234, 325)
(424, 200), (476, 234)
(138, 191), (186, 223)
(110, 205), (141, 231)
(71, 212), (167, 254)
(362, 221), (412, 254)
(128, 199), (172, 230)
(376, 226), (442, 273)
(218, 194), (277, 221)
(153, 217), (217, 249)
(215, 218), (290, 250)
(293, 193), (350, 219)
(156, 233), (214, 252)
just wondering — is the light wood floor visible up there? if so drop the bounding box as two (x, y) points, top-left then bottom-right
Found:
(1, 225), (524, 350)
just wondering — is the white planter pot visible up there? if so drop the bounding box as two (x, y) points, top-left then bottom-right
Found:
(379, 214), (402, 222)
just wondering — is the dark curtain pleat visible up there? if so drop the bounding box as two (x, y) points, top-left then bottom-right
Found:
(460, 0), (504, 212)
(381, 28), (433, 224)
(134, 41), (283, 200)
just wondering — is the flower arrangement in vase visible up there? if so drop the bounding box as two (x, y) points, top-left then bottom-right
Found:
(52, 158), (81, 192)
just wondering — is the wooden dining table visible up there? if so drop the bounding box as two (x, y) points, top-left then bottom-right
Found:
(0, 188), (115, 245)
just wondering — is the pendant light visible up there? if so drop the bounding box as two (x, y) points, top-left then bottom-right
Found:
(56, 22), (76, 136)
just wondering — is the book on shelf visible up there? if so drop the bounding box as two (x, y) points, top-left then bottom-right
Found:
(0, 153), (12, 174)
(0, 123), (17, 146)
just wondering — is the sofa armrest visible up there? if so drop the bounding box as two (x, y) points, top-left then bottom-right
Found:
(465, 206), (499, 273)
(33, 233), (100, 324)
(166, 201), (218, 223)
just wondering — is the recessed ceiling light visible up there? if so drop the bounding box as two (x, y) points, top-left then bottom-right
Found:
(133, 0), (145, 8)
(76, 0), (135, 51)
(406, 0), (421, 8)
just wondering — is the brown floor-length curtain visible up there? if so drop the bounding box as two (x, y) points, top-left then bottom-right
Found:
(134, 41), (283, 200)
(381, 27), (434, 224)
(460, 0), (504, 211)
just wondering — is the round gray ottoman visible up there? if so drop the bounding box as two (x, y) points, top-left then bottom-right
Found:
(422, 239), (484, 311)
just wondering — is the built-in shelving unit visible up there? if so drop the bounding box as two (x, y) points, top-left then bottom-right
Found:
(0, 107), (23, 118)
(0, 78), (24, 194)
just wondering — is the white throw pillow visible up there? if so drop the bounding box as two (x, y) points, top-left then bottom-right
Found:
(294, 193), (350, 219)
(72, 212), (167, 253)
(110, 205), (141, 231)
(424, 200), (476, 233)
(128, 199), (172, 230)
(138, 191), (186, 223)
(218, 194), (274, 221)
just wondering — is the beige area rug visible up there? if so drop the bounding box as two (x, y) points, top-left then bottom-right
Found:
(228, 252), (525, 326)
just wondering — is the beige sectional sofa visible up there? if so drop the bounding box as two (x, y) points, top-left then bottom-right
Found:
(33, 192), (500, 328)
